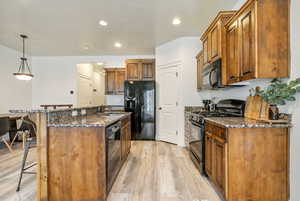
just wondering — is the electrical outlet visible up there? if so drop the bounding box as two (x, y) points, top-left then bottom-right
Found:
(71, 110), (78, 117)
(81, 109), (86, 115)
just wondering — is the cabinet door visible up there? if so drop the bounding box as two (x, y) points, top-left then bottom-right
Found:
(105, 70), (115, 95)
(214, 138), (226, 197)
(126, 63), (140, 80)
(203, 36), (209, 65)
(205, 134), (213, 178)
(196, 51), (204, 90)
(126, 122), (131, 154)
(210, 24), (219, 61)
(121, 126), (127, 160)
(115, 70), (125, 94)
(239, 4), (256, 81)
(141, 61), (155, 80)
(226, 21), (240, 84)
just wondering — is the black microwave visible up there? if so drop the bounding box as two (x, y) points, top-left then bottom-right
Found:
(202, 58), (223, 89)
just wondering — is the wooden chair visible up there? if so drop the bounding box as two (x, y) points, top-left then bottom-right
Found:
(0, 117), (13, 152)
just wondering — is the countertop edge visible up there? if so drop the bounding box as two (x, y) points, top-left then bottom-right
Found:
(47, 113), (131, 128)
(204, 117), (292, 129)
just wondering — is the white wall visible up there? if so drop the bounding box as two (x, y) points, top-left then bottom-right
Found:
(156, 37), (202, 146)
(32, 55), (154, 108)
(0, 45), (32, 113)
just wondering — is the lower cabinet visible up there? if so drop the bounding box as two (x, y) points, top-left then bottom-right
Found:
(205, 121), (290, 201)
(214, 138), (226, 196)
(205, 128), (226, 198)
(121, 116), (131, 161)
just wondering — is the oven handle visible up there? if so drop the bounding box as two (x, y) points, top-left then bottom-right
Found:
(191, 121), (202, 127)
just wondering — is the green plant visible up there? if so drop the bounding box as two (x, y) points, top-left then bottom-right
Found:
(255, 78), (300, 105)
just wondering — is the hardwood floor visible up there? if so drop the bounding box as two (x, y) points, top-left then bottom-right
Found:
(108, 141), (221, 201)
(0, 144), (36, 201)
(0, 141), (221, 201)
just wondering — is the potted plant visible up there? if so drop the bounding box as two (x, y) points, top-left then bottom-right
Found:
(255, 78), (300, 120)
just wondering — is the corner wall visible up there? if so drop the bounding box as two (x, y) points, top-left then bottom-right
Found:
(155, 37), (202, 146)
(0, 45), (32, 113)
(31, 55), (154, 108)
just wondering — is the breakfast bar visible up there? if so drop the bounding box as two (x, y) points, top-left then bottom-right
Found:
(10, 106), (131, 201)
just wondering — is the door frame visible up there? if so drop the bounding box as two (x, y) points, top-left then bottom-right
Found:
(156, 61), (181, 145)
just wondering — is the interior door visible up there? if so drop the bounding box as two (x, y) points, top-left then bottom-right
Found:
(78, 75), (93, 107)
(158, 66), (179, 144)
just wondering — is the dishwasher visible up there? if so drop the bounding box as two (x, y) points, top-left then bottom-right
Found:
(106, 121), (121, 192)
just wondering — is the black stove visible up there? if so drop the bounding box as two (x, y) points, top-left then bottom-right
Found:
(189, 99), (245, 175)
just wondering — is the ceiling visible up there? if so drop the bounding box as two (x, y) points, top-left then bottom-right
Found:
(0, 0), (239, 56)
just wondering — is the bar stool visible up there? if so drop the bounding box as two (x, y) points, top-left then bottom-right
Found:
(0, 117), (13, 152)
(16, 118), (37, 192)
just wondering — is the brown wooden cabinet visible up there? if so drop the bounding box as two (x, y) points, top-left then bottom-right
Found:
(238, 3), (256, 81)
(224, 0), (290, 84)
(105, 68), (125, 95)
(214, 138), (226, 196)
(196, 51), (204, 90)
(121, 115), (131, 161)
(202, 36), (209, 65)
(126, 59), (155, 81)
(225, 21), (240, 84)
(201, 11), (236, 65)
(205, 123), (227, 198)
(205, 133), (213, 178)
(205, 121), (290, 201)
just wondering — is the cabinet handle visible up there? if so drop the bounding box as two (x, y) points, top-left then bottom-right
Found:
(243, 71), (252, 75)
(229, 76), (238, 80)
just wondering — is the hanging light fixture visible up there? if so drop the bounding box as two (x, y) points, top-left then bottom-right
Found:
(13, 34), (34, 81)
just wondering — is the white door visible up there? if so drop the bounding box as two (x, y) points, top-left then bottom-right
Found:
(78, 75), (93, 107)
(157, 65), (179, 144)
(92, 71), (105, 106)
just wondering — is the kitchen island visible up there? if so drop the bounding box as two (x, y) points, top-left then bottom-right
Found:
(10, 106), (131, 201)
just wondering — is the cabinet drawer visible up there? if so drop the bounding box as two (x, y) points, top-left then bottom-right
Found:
(205, 122), (226, 141)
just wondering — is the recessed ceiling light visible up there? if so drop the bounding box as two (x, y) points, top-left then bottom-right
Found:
(172, 17), (181, 25)
(99, 20), (108, 26)
(97, 62), (104, 65)
(83, 45), (89, 50)
(114, 42), (122, 48)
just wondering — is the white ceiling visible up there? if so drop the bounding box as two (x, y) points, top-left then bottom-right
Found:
(0, 0), (239, 56)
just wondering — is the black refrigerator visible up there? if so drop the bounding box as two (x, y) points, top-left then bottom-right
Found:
(124, 81), (156, 140)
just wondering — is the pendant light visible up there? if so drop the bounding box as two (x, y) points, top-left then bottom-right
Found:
(13, 34), (34, 81)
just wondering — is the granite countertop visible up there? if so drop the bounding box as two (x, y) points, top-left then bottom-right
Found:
(204, 117), (292, 128)
(48, 112), (131, 128)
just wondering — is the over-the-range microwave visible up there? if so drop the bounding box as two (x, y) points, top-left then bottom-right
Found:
(202, 58), (223, 89)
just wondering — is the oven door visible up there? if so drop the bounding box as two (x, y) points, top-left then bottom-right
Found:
(106, 122), (121, 192)
(189, 121), (205, 174)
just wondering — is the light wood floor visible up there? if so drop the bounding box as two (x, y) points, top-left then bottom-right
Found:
(0, 141), (221, 201)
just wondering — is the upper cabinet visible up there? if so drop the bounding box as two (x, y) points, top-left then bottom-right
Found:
(126, 59), (155, 81)
(200, 11), (236, 66)
(224, 0), (290, 84)
(105, 68), (125, 95)
(225, 21), (240, 84)
(196, 51), (204, 90)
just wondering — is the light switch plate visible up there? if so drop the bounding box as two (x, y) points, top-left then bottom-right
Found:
(72, 110), (78, 117)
